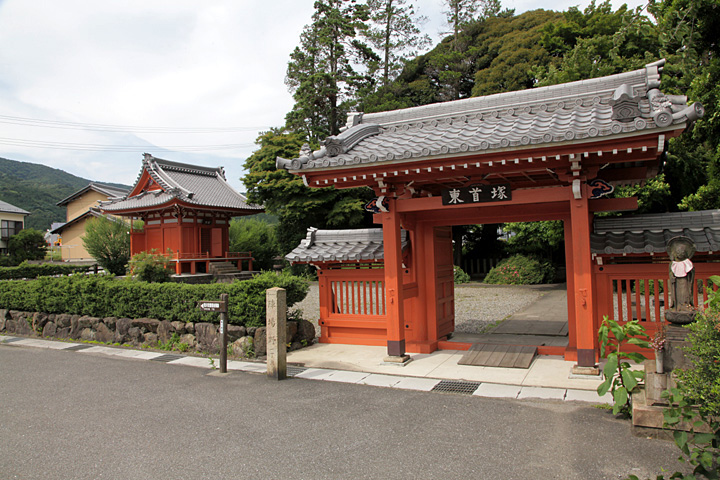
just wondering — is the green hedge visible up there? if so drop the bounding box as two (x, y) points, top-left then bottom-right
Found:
(0, 271), (309, 328)
(0, 263), (93, 280)
(483, 255), (556, 285)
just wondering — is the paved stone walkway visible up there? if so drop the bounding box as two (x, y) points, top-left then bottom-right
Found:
(0, 334), (608, 404)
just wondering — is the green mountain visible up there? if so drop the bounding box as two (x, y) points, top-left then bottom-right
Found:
(0, 157), (129, 231)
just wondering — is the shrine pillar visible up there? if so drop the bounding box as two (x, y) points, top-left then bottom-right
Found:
(381, 198), (409, 362)
(567, 183), (598, 369)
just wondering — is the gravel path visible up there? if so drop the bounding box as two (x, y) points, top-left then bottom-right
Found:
(290, 282), (543, 336)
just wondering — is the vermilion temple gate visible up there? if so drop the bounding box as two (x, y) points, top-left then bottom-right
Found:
(278, 60), (705, 368)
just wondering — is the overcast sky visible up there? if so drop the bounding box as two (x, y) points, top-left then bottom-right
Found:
(0, 0), (648, 192)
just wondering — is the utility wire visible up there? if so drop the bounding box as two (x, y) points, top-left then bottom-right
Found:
(0, 136), (255, 152)
(0, 114), (270, 134)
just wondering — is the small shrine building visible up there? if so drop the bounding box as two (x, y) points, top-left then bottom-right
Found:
(101, 154), (263, 274)
(278, 59), (706, 368)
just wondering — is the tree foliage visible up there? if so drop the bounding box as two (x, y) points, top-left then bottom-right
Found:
(285, 0), (374, 142)
(8, 228), (47, 264)
(362, 9), (562, 111)
(242, 129), (373, 255)
(229, 217), (282, 271)
(364, 0), (431, 86)
(82, 216), (130, 276)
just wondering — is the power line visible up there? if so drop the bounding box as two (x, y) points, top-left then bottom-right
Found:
(0, 136), (255, 153)
(0, 114), (270, 134)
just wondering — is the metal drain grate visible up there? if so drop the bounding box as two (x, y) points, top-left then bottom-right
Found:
(287, 366), (308, 377)
(431, 380), (481, 395)
(151, 354), (186, 363)
(63, 344), (94, 351)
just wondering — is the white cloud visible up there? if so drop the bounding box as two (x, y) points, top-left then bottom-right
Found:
(0, 0), (651, 198)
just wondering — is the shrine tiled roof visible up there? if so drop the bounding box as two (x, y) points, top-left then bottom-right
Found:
(101, 154), (263, 213)
(0, 199), (29, 216)
(286, 227), (409, 264)
(277, 60), (703, 173)
(591, 210), (720, 255)
(56, 182), (130, 207)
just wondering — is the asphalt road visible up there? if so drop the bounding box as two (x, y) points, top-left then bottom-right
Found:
(1, 345), (682, 480)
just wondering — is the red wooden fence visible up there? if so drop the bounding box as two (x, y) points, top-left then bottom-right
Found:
(594, 262), (719, 339)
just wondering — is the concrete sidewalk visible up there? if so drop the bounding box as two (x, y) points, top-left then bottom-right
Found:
(2, 333), (610, 404)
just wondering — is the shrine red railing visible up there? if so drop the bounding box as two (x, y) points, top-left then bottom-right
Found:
(318, 265), (388, 344)
(594, 262), (719, 339)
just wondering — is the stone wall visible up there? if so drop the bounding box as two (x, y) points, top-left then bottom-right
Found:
(0, 308), (315, 358)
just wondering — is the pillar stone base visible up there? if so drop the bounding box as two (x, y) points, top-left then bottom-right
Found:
(383, 355), (412, 365)
(570, 365), (601, 376)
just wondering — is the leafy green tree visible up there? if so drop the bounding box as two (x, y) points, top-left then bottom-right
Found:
(8, 228), (47, 264)
(537, 0), (657, 86)
(647, 0), (720, 211)
(229, 217), (282, 271)
(242, 130), (374, 255)
(443, 0), (503, 50)
(504, 221), (564, 261)
(364, 0), (431, 86)
(82, 216), (130, 276)
(285, 0), (373, 142)
(362, 9), (561, 110)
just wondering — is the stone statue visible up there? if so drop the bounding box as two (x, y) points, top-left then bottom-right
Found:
(665, 236), (697, 324)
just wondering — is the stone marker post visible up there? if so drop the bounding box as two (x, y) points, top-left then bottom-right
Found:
(266, 287), (287, 380)
(219, 293), (228, 373)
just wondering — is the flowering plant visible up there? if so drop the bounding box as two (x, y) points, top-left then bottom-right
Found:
(650, 325), (666, 351)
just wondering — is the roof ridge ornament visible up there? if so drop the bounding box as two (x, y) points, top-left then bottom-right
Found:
(609, 84), (641, 122)
(323, 123), (381, 157)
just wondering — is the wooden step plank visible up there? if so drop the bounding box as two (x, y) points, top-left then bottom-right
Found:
(497, 345), (522, 368)
(514, 346), (538, 368)
(458, 343), (489, 366)
(474, 344), (502, 366)
(458, 343), (537, 369)
(457, 343), (483, 366)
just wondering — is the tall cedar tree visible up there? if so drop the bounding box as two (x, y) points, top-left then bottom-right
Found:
(364, 0), (431, 86)
(285, 0), (373, 143)
(443, 0), (502, 51)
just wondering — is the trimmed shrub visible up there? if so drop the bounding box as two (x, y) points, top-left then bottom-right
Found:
(483, 255), (555, 285)
(675, 308), (720, 419)
(0, 262), (91, 280)
(128, 250), (172, 283)
(453, 265), (471, 284)
(0, 271), (309, 327)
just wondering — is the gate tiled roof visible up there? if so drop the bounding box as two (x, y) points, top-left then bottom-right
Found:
(591, 210), (720, 255)
(286, 227), (409, 263)
(277, 60), (703, 173)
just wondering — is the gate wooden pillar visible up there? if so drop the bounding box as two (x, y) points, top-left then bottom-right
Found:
(381, 198), (409, 361)
(568, 183), (598, 368)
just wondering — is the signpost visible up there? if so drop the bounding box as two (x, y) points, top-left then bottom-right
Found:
(441, 183), (512, 206)
(197, 294), (229, 373)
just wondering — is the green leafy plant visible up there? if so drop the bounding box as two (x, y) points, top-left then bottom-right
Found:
(128, 249), (172, 283)
(8, 228), (47, 264)
(483, 254), (555, 285)
(704, 275), (720, 310)
(597, 316), (649, 417)
(0, 270), (309, 328)
(0, 262), (90, 280)
(453, 265), (471, 284)
(82, 216), (130, 276)
(626, 305), (720, 480)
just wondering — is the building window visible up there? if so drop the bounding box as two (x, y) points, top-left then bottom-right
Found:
(0, 220), (24, 240)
